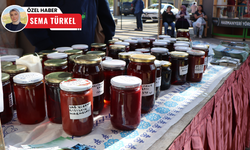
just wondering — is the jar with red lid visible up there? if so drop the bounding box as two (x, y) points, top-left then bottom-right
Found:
(127, 54), (156, 113)
(170, 51), (189, 85)
(164, 38), (176, 52)
(45, 72), (72, 124)
(44, 59), (68, 76)
(192, 45), (209, 71)
(71, 44), (89, 54)
(151, 47), (169, 60)
(143, 37), (156, 48)
(108, 45), (126, 59)
(124, 40), (138, 51)
(159, 35), (171, 39)
(39, 50), (58, 69)
(102, 59), (126, 104)
(13, 72), (46, 124)
(0, 55), (20, 65)
(114, 42), (130, 52)
(0, 73), (13, 124)
(110, 75), (142, 130)
(91, 43), (107, 53)
(47, 53), (68, 60)
(160, 61), (172, 90)
(73, 55), (104, 116)
(135, 48), (150, 54)
(68, 55), (83, 72)
(153, 41), (168, 49)
(137, 39), (150, 49)
(86, 51), (106, 61)
(177, 29), (190, 39)
(154, 60), (162, 100)
(60, 78), (93, 136)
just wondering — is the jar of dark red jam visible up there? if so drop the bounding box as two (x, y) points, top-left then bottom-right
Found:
(170, 51), (189, 85)
(177, 29), (190, 39)
(187, 50), (205, 82)
(0, 73), (13, 124)
(108, 45), (126, 59)
(86, 51), (106, 61)
(192, 45), (209, 71)
(71, 44), (89, 54)
(0, 55), (20, 65)
(154, 60), (162, 100)
(160, 61), (172, 90)
(127, 54), (156, 113)
(45, 72), (72, 124)
(143, 37), (156, 48)
(68, 55), (83, 72)
(13, 72), (46, 124)
(114, 42), (130, 52)
(153, 41), (168, 49)
(124, 40), (138, 51)
(91, 43), (107, 53)
(176, 37), (189, 42)
(39, 50), (58, 69)
(55, 47), (73, 53)
(137, 39), (150, 49)
(47, 53), (68, 60)
(1, 61), (12, 69)
(110, 75), (142, 130)
(44, 59), (68, 76)
(151, 47), (169, 60)
(135, 48), (150, 54)
(60, 78), (93, 136)
(159, 35), (171, 39)
(73, 55), (104, 116)
(164, 38), (176, 52)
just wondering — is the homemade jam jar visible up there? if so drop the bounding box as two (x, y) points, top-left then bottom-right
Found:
(45, 72), (72, 124)
(0, 55), (20, 65)
(137, 39), (150, 49)
(192, 45), (209, 71)
(108, 39), (121, 46)
(160, 61), (172, 90)
(159, 35), (171, 39)
(154, 60), (162, 100)
(102, 59), (126, 103)
(118, 52), (131, 74)
(108, 45), (126, 59)
(127, 54), (156, 113)
(175, 46), (192, 52)
(13, 72), (46, 124)
(135, 48), (150, 54)
(176, 37), (189, 42)
(38, 50), (58, 68)
(170, 51), (189, 85)
(110, 75), (142, 130)
(187, 50), (205, 82)
(91, 43), (107, 53)
(151, 47), (169, 60)
(177, 29), (190, 39)
(143, 37), (156, 48)
(68, 55), (83, 72)
(73, 55), (104, 116)
(124, 40), (138, 51)
(44, 59), (68, 76)
(114, 42), (130, 52)
(153, 41), (168, 49)
(86, 51), (106, 61)
(55, 47), (73, 53)
(0, 73), (13, 124)
(71, 44), (89, 54)
(164, 38), (176, 52)
(47, 53), (68, 60)
(60, 78), (93, 136)
(1, 61), (12, 69)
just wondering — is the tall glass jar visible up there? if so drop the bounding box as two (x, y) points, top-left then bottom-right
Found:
(71, 44), (89, 54)
(86, 51), (106, 61)
(154, 60), (162, 100)
(60, 78), (93, 136)
(127, 54), (156, 113)
(13, 72), (46, 124)
(151, 47), (169, 60)
(110, 75), (142, 130)
(124, 39), (138, 51)
(114, 42), (130, 52)
(91, 43), (107, 53)
(45, 72), (72, 124)
(0, 55), (20, 65)
(177, 29), (190, 39)
(1, 61), (12, 69)
(192, 45), (209, 71)
(44, 59), (68, 76)
(38, 50), (58, 69)
(160, 61), (172, 90)
(108, 45), (126, 59)
(55, 47), (73, 53)
(137, 40), (150, 49)
(73, 55), (104, 116)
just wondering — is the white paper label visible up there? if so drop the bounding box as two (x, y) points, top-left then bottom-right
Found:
(69, 102), (91, 120)
(205, 57), (208, 66)
(195, 64), (204, 74)
(156, 77), (161, 87)
(179, 65), (188, 75)
(9, 93), (13, 108)
(92, 81), (104, 97)
(142, 83), (155, 96)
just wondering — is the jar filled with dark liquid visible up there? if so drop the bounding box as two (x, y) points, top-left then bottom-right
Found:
(151, 47), (169, 60)
(86, 51), (106, 61)
(124, 40), (138, 51)
(114, 42), (130, 52)
(39, 50), (58, 69)
(91, 43), (107, 53)
(160, 61), (172, 90)
(143, 37), (156, 48)
(177, 29), (190, 39)
(71, 44), (89, 54)
(0, 55), (20, 65)
(154, 60), (162, 100)
(192, 45), (209, 71)
(55, 47), (73, 53)
(164, 38), (176, 52)
(68, 55), (83, 72)
(44, 59), (68, 76)
(108, 45), (126, 59)
(137, 39), (150, 49)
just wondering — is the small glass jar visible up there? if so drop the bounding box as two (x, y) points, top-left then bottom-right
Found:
(108, 45), (126, 59)
(71, 44), (89, 54)
(47, 53), (68, 60)
(176, 37), (189, 42)
(127, 54), (156, 113)
(154, 60), (162, 100)
(91, 43), (107, 53)
(192, 45), (209, 71)
(151, 47), (169, 61)
(73, 55), (104, 116)
(114, 42), (130, 52)
(153, 41), (168, 49)
(60, 78), (93, 136)
(137, 39), (150, 49)
(170, 51), (189, 85)
(68, 55), (83, 72)
(38, 50), (58, 69)
(175, 46), (192, 52)
(13, 72), (46, 124)
(160, 61), (172, 90)
(44, 59), (68, 76)
(86, 51), (106, 61)
(159, 35), (171, 39)
(143, 37), (156, 48)
(187, 50), (205, 82)
(45, 72), (72, 124)
(177, 29), (190, 39)
(0, 55), (20, 65)
(135, 48), (150, 54)
(55, 47), (73, 53)
(110, 75), (142, 130)
(1, 61), (12, 69)
(0, 73), (13, 124)
(164, 38), (176, 52)
(124, 39), (138, 51)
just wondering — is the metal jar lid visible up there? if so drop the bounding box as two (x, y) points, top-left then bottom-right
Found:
(2, 64), (27, 74)
(1, 72), (10, 82)
(45, 72), (72, 84)
(176, 37), (189, 42)
(86, 51), (106, 58)
(177, 29), (190, 32)
(64, 50), (83, 55)
(39, 50), (58, 56)
(109, 44), (126, 50)
(44, 59), (67, 67)
(75, 55), (102, 64)
(69, 55), (83, 62)
(129, 54), (156, 63)
(187, 50), (205, 56)
(109, 39), (121, 44)
(161, 61), (172, 67)
(91, 43), (106, 48)
(169, 51), (189, 58)
(60, 78), (92, 92)
(71, 44), (88, 50)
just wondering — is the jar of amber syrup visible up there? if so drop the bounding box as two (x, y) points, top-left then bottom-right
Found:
(151, 47), (169, 60)
(160, 61), (172, 90)
(71, 44), (89, 54)
(44, 59), (68, 76)
(110, 75), (142, 130)
(60, 78), (93, 136)
(45, 72), (72, 124)
(39, 50), (58, 69)
(13, 72), (46, 124)
(137, 40), (150, 49)
(154, 60), (162, 100)
(192, 45), (209, 71)
(108, 45), (126, 59)
(91, 43), (107, 53)
(127, 54), (156, 113)
(1, 61), (12, 69)
(124, 40), (138, 51)
(0, 55), (20, 65)
(177, 29), (190, 39)
(114, 42), (130, 52)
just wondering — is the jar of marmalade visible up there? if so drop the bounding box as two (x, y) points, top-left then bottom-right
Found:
(0, 55), (20, 65)
(177, 29), (190, 39)
(60, 78), (93, 136)
(1, 61), (12, 69)
(108, 45), (126, 59)
(38, 50), (58, 69)
(55, 47), (73, 53)
(73, 55), (104, 116)
(110, 75), (142, 130)
(143, 37), (156, 48)
(151, 47), (169, 60)
(13, 72), (46, 124)
(164, 38), (176, 52)
(135, 48), (150, 54)
(44, 59), (68, 76)
(71, 44), (89, 54)
(47, 53), (68, 60)
(114, 42), (130, 52)
(154, 60), (162, 100)
(68, 55), (83, 72)
(187, 50), (205, 82)
(159, 35), (171, 39)
(160, 61), (172, 90)
(0, 73), (13, 124)
(192, 45), (209, 71)
(45, 72), (72, 124)
(170, 51), (189, 85)
(91, 43), (107, 53)
(102, 60), (126, 103)
(124, 40), (138, 51)
(127, 54), (156, 113)
(137, 40), (150, 49)
(86, 51), (106, 61)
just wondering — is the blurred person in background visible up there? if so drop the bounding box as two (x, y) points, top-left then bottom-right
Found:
(175, 5), (190, 31)
(191, 2), (197, 15)
(132, 0), (144, 31)
(162, 6), (176, 37)
(193, 5), (207, 38)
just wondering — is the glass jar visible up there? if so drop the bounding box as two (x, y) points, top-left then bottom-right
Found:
(135, 48), (150, 54)
(108, 45), (126, 59)
(0, 55), (20, 65)
(151, 47), (169, 60)
(102, 59), (126, 103)
(187, 50), (205, 82)
(137, 39), (150, 49)
(108, 40), (121, 46)
(38, 50), (58, 69)
(154, 60), (162, 100)
(1, 61), (12, 69)
(71, 44), (89, 54)
(91, 43), (107, 53)
(177, 29), (190, 39)
(44, 59), (68, 76)
(64, 50), (82, 72)
(153, 41), (168, 49)
(164, 38), (176, 52)
(13, 72), (46, 124)
(170, 51), (189, 85)
(124, 40), (138, 51)
(47, 53), (68, 60)
(174, 43), (189, 48)
(143, 37), (156, 48)
(159, 35), (171, 39)
(68, 55), (83, 72)
(60, 78), (93, 136)
(64, 50), (83, 56)
(45, 72), (72, 124)
(127, 54), (156, 113)
(129, 37), (143, 40)
(110, 75), (142, 130)
(175, 46), (192, 52)
(86, 51), (106, 61)
(176, 41), (190, 45)
(160, 61), (172, 90)
(55, 47), (73, 53)
(0, 73), (13, 124)
(114, 42), (130, 52)
(176, 37), (189, 42)
(192, 45), (209, 71)
(73, 55), (104, 116)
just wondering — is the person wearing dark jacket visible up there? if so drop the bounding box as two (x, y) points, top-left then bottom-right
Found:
(132, 0), (144, 31)
(162, 6), (176, 36)
(5, 8), (25, 32)
(23, 0), (115, 52)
